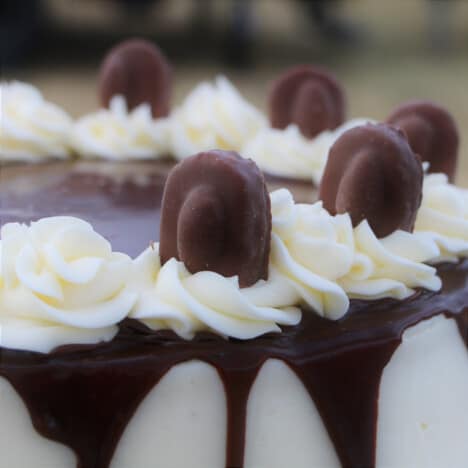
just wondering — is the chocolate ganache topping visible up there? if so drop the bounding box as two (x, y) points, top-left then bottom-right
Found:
(319, 123), (423, 238)
(387, 100), (459, 181)
(98, 38), (172, 118)
(159, 150), (271, 288)
(268, 64), (346, 139)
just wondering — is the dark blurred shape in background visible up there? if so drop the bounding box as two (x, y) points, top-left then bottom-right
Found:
(3, 0), (466, 67)
(1, 0), (468, 186)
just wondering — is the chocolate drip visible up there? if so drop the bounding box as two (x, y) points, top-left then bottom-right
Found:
(1, 161), (467, 468)
(0, 349), (170, 468)
(294, 342), (398, 468)
(219, 361), (260, 467)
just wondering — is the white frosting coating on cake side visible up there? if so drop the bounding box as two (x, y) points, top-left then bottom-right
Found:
(376, 315), (468, 468)
(0, 82), (72, 161)
(0, 377), (76, 468)
(1, 316), (467, 468)
(111, 361), (227, 468)
(70, 96), (171, 160)
(244, 359), (342, 468)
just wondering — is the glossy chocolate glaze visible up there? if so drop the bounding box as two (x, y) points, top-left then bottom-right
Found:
(0, 161), (315, 257)
(0, 161), (466, 468)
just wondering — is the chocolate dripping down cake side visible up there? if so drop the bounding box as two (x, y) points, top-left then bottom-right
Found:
(0, 39), (467, 468)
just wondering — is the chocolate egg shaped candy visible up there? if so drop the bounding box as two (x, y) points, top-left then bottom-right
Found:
(98, 38), (172, 118)
(319, 124), (423, 238)
(160, 150), (271, 287)
(268, 65), (345, 139)
(387, 100), (459, 181)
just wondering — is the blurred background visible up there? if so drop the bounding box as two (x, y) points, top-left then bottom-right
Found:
(2, 0), (468, 185)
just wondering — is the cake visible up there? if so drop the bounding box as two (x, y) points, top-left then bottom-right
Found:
(0, 38), (467, 468)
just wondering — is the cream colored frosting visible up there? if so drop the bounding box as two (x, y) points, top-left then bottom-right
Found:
(0, 81), (72, 161)
(268, 189), (352, 319)
(0, 217), (137, 353)
(340, 222), (441, 299)
(271, 189), (441, 303)
(129, 247), (302, 340)
(169, 76), (267, 160)
(415, 173), (468, 262)
(71, 96), (170, 160)
(243, 119), (370, 184)
(2, 176), (468, 351)
(2, 79), (369, 183)
(130, 189), (442, 340)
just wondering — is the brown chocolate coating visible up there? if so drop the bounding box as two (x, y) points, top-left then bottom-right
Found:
(387, 100), (459, 181)
(98, 38), (172, 118)
(319, 123), (423, 238)
(159, 150), (271, 287)
(268, 65), (345, 139)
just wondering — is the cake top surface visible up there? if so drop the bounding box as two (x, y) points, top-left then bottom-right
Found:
(0, 37), (467, 354)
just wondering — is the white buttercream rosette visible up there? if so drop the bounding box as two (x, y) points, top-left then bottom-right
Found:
(0, 81), (72, 161)
(415, 173), (468, 262)
(0, 217), (136, 353)
(71, 96), (170, 160)
(243, 118), (371, 185)
(270, 189), (441, 306)
(169, 76), (267, 159)
(129, 246), (302, 340)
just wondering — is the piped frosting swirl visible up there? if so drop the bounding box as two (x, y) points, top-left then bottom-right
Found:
(70, 96), (170, 160)
(243, 119), (370, 184)
(0, 82), (72, 162)
(0, 217), (137, 353)
(168, 76), (267, 159)
(3, 79), (371, 180)
(415, 173), (468, 262)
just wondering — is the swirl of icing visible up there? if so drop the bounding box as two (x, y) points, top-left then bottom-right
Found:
(243, 118), (370, 184)
(339, 221), (441, 299)
(169, 76), (266, 159)
(130, 247), (301, 340)
(415, 173), (468, 262)
(0, 217), (137, 353)
(70, 96), (170, 160)
(269, 188), (440, 308)
(0, 81), (72, 161)
(269, 189), (351, 319)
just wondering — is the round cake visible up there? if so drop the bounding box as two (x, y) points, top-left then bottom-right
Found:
(0, 39), (467, 468)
